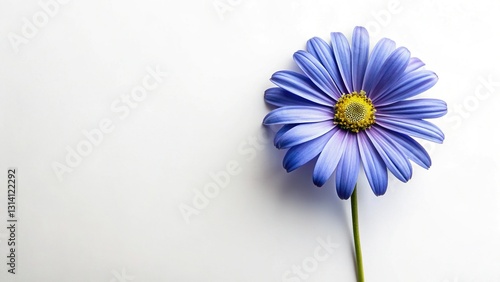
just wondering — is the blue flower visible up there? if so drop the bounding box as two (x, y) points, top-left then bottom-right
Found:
(263, 26), (447, 199)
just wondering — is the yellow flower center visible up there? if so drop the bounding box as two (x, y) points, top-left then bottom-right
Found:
(334, 90), (376, 133)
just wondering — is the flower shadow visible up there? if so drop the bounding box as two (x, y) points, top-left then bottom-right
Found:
(261, 126), (351, 234)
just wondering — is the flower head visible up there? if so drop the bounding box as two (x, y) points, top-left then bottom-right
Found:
(263, 26), (447, 199)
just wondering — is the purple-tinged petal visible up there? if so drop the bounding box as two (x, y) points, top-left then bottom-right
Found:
(366, 127), (413, 182)
(351, 26), (369, 93)
(283, 127), (338, 172)
(273, 124), (296, 148)
(275, 120), (335, 149)
(335, 133), (360, 199)
(312, 129), (349, 187)
(357, 132), (388, 196)
(362, 38), (396, 97)
(375, 70), (438, 106)
(264, 88), (322, 107)
(293, 51), (339, 100)
(263, 106), (334, 125)
(377, 98), (447, 119)
(405, 57), (425, 73)
(306, 37), (345, 98)
(377, 117), (445, 143)
(331, 32), (353, 93)
(370, 47), (411, 98)
(270, 71), (334, 106)
(375, 128), (432, 169)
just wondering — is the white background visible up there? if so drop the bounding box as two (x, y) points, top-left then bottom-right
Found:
(1, 0), (500, 281)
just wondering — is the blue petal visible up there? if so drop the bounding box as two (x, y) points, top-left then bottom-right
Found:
(312, 129), (349, 187)
(405, 57), (425, 73)
(377, 99), (448, 119)
(375, 70), (438, 106)
(331, 32), (353, 93)
(275, 120), (335, 149)
(306, 37), (345, 98)
(357, 132), (388, 196)
(377, 117), (445, 143)
(362, 38), (396, 97)
(263, 106), (334, 125)
(370, 47), (411, 98)
(293, 50), (338, 99)
(283, 127), (338, 172)
(366, 127), (413, 182)
(273, 124), (296, 148)
(335, 132), (360, 199)
(375, 128), (432, 169)
(270, 71), (334, 106)
(264, 88), (321, 107)
(351, 26), (369, 93)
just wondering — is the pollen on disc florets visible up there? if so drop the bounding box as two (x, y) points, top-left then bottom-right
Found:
(334, 90), (376, 133)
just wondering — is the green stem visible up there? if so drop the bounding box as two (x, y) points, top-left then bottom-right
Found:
(351, 186), (365, 282)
